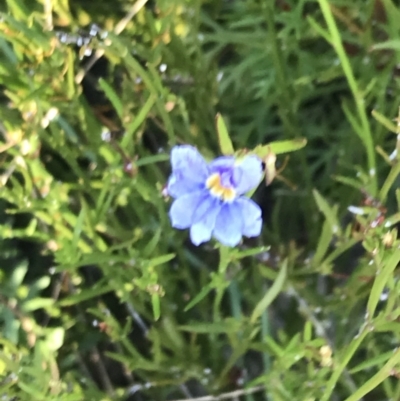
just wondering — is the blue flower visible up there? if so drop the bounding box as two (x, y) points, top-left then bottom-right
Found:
(167, 145), (263, 247)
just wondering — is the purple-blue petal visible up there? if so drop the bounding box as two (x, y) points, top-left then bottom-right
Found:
(213, 202), (243, 247)
(167, 145), (209, 198)
(236, 198), (262, 237)
(190, 197), (222, 246)
(171, 145), (208, 180)
(169, 191), (208, 229)
(167, 173), (204, 198)
(208, 156), (235, 172)
(232, 155), (263, 195)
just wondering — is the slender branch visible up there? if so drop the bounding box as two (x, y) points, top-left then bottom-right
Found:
(90, 347), (115, 395)
(126, 301), (149, 335)
(113, 0), (149, 35)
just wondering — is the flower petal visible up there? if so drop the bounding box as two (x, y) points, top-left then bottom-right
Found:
(213, 202), (243, 247)
(169, 191), (208, 229)
(171, 145), (208, 180)
(167, 145), (209, 198)
(208, 156), (235, 172)
(232, 155), (263, 195)
(167, 173), (204, 198)
(236, 198), (262, 237)
(190, 197), (222, 246)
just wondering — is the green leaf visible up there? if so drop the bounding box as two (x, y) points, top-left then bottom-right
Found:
(45, 327), (65, 351)
(253, 138), (307, 157)
(372, 109), (398, 134)
(71, 207), (86, 253)
(371, 39), (400, 51)
(333, 175), (364, 190)
(378, 161), (400, 203)
(143, 228), (161, 257)
(233, 246), (270, 260)
(367, 249), (400, 317)
(58, 283), (113, 306)
(122, 95), (156, 149)
(349, 350), (394, 373)
(251, 259), (287, 323)
(22, 298), (54, 312)
(0, 38), (18, 65)
(179, 319), (241, 334)
(322, 237), (361, 266)
(56, 115), (79, 144)
(313, 189), (341, 235)
(343, 348), (400, 401)
(152, 294), (161, 321)
(341, 101), (365, 144)
(307, 16), (332, 43)
(10, 261), (28, 290)
(17, 381), (44, 399)
(184, 282), (213, 312)
(136, 154), (170, 166)
(312, 220), (334, 268)
(146, 253), (176, 267)
(98, 78), (123, 119)
(106, 351), (158, 371)
(216, 113), (235, 155)
(113, 38), (175, 141)
(5, 0), (30, 22)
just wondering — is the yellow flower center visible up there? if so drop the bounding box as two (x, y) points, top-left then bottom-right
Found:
(206, 173), (236, 202)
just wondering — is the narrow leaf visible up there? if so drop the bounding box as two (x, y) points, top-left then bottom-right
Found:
(313, 189), (340, 235)
(253, 138), (307, 157)
(251, 260), (287, 323)
(59, 284), (113, 306)
(184, 283), (213, 312)
(344, 348), (400, 401)
(216, 113), (235, 155)
(367, 249), (400, 317)
(372, 39), (400, 51)
(372, 109), (398, 134)
(378, 161), (400, 203)
(312, 220), (334, 268)
(179, 320), (240, 334)
(99, 78), (123, 118)
(122, 95), (155, 148)
(151, 294), (160, 321)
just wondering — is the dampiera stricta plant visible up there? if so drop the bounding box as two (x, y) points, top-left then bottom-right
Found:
(167, 145), (263, 247)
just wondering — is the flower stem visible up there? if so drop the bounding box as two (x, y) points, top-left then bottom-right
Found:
(213, 246), (231, 322)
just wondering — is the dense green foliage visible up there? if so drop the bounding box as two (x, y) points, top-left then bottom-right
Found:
(2, 0), (400, 400)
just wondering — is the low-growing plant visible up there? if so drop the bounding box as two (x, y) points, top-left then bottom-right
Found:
(1, 0), (400, 400)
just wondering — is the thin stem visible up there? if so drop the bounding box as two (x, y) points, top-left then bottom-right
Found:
(213, 246), (231, 321)
(228, 279), (242, 321)
(126, 301), (149, 335)
(90, 347), (115, 396)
